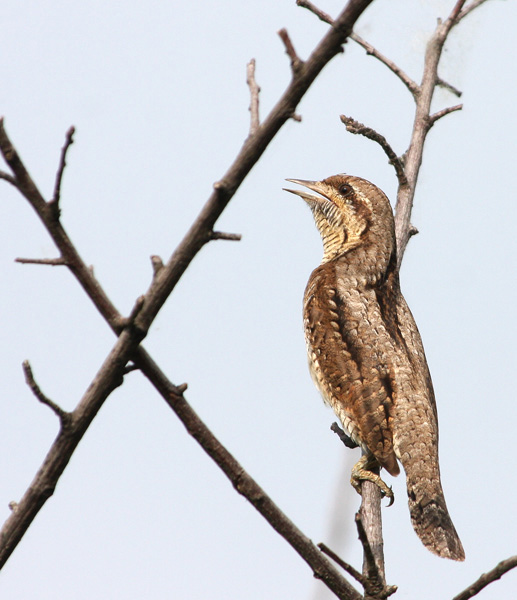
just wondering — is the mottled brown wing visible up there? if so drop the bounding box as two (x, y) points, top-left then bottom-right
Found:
(304, 264), (400, 476)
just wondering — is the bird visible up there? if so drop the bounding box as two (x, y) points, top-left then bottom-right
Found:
(284, 174), (465, 561)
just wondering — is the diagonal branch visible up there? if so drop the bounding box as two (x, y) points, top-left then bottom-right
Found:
(452, 555), (517, 600)
(350, 33), (420, 98)
(0, 2), (374, 592)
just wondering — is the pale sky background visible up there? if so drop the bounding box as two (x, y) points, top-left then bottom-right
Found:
(1, 1), (516, 599)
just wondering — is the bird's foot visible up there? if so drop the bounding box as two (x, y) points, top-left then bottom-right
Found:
(351, 454), (394, 506)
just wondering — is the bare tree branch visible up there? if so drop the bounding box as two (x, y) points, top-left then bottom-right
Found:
(392, 0), (482, 266)
(452, 555), (517, 600)
(0, 3), (374, 592)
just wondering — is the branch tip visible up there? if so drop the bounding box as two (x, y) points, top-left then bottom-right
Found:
(340, 115), (407, 188)
(151, 255), (164, 276)
(296, 0), (333, 24)
(15, 257), (66, 267)
(429, 103), (463, 126)
(210, 231), (242, 242)
(22, 360), (70, 424)
(51, 125), (76, 207)
(278, 28), (304, 73)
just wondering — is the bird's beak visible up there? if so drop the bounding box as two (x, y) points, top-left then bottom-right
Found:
(283, 179), (329, 204)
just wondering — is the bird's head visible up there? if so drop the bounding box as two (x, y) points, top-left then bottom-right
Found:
(284, 174), (396, 266)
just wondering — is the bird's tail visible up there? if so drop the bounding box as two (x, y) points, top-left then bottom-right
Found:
(406, 475), (465, 561)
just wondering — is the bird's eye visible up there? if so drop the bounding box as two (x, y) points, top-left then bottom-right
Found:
(339, 184), (352, 197)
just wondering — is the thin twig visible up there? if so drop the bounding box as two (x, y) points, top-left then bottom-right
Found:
(458, 0), (491, 21)
(296, 0), (334, 24)
(246, 59), (261, 136)
(318, 542), (364, 585)
(340, 115), (408, 188)
(0, 170), (17, 187)
(452, 555), (517, 600)
(150, 255), (164, 276)
(278, 28), (304, 74)
(15, 257), (66, 266)
(429, 103), (463, 126)
(22, 361), (70, 424)
(437, 76), (463, 97)
(51, 126), (75, 207)
(350, 33), (420, 98)
(210, 231), (242, 242)
(296, 2), (421, 98)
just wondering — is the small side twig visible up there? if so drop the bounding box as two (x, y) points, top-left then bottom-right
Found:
(15, 257), (66, 266)
(452, 555), (517, 600)
(296, 0), (334, 24)
(22, 361), (70, 425)
(278, 28), (304, 74)
(429, 103), (463, 127)
(457, 0), (491, 21)
(318, 542), (364, 585)
(340, 115), (408, 188)
(150, 255), (164, 276)
(210, 231), (242, 242)
(350, 33), (420, 98)
(246, 59), (261, 137)
(437, 77), (462, 97)
(51, 126), (75, 208)
(0, 170), (17, 187)
(331, 421), (359, 449)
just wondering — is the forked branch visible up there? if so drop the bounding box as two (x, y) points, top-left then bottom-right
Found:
(0, 4), (373, 598)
